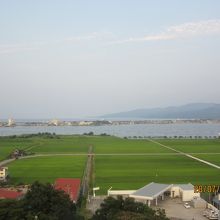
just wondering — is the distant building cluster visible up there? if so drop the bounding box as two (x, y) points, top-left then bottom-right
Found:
(47, 119), (112, 126)
(0, 118), (16, 127)
(1, 118), (220, 128)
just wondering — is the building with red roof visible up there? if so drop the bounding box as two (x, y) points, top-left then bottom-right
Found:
(0, 189), (23, 200)
(54, 178), (81, 203)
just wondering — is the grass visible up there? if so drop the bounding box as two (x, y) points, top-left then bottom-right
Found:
(30, 135), (172, 154)
(1, 136), (220, 195)
(94, 155), (220, 194)
(0, 136), (90, 162)
(90, 136), (173, 153)
(157, 139), (220, 153)
(8, 156), (86, 184)
(191, 154), (220, 166)
(30, 136), (89, 154)
(0, 137), (36, 161)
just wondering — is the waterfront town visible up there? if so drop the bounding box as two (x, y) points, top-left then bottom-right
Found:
(0, 118), (220, 128)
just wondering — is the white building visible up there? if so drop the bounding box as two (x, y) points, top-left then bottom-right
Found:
(171, 183), (200, 202)
(50, 119), (61, 126)
(79, 121), (93, 126)
(8, 118), (15, 127)
(108, 182), (200, 206)
(0, 167), (9, 182)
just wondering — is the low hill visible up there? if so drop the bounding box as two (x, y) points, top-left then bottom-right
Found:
(101, 103), (220, 119)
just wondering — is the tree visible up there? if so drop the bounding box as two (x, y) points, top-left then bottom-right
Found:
(0, 199), (26, 220)
(90, 196), (169, 220)
(0, 182), (81, 220)
(23, 181), (77, 219)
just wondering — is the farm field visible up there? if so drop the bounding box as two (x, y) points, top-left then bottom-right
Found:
(94, 155), (220, 194)
(191, 154), (220, 166)
(29, 135), (89, 154)
(1, 135), (220, 194)
(0, 136), (175, 161)
(0, 136), (90, 161)
(156, 139), (220, 153)
(7, 156), (86, 184)
(0, 137), (36, 161)
(31, 135), (175, 154)
(92, 136), (173, 153)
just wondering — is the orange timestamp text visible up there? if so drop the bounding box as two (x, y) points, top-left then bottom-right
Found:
(194, 185), (220, 193)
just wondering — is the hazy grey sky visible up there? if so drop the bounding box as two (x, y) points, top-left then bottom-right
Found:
(0, 1), (220, 119)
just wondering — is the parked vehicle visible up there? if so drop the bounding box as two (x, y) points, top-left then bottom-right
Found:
(184, 202), (191, 209)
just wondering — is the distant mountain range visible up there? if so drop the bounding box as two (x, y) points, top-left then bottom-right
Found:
(101, 103), (220, 119)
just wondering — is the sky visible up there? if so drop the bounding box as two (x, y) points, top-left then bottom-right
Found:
(0, 0), (220, 119)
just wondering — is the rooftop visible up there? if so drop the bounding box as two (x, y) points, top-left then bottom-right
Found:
(54, 178), (81, 202)
(130, 182), (172, 199)
(0, 189), (23, 200)
(174, 183), (194, 190)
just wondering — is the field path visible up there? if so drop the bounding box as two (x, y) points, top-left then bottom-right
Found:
(81, 146), (93, 197)
(24, 141), (44, 151)
(0, 158), (16, 167)
(148, 139), (220, 170)
(1, 152), (220, 166)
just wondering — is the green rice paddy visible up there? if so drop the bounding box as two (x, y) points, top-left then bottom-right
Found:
(7, 156), (86, 184)
(191, 154), (220, 166)
(0, 135), (220, 194)
(94, 155), (220, 194)
(157, 139), (220, 153)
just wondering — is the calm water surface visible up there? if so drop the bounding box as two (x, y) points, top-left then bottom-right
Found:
(0, 124), (220, 137)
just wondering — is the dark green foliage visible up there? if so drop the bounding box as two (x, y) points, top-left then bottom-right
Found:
(100, 133), (110, 136)
(0, 199), (26, 220)
(12, 133), (59, 139)
(90, 196), (169, 220)
(83, 132), (94, 136)
(24, 181), (76, 219)
(0, 182), (81, 220)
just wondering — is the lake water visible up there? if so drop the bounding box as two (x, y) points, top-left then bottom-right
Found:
(0, 124), (220, 137)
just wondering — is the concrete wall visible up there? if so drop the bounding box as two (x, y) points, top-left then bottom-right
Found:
(170, 186), (200, 201)
(108, 190), (135, 196)
(170, 186), (181, 198)
(182, 190), (200, 202)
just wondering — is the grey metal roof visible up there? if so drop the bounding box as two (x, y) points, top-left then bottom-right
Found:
(213, 196), (220, 205)
(174, 183), (194, 190)
(130, 182), (172, 199)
